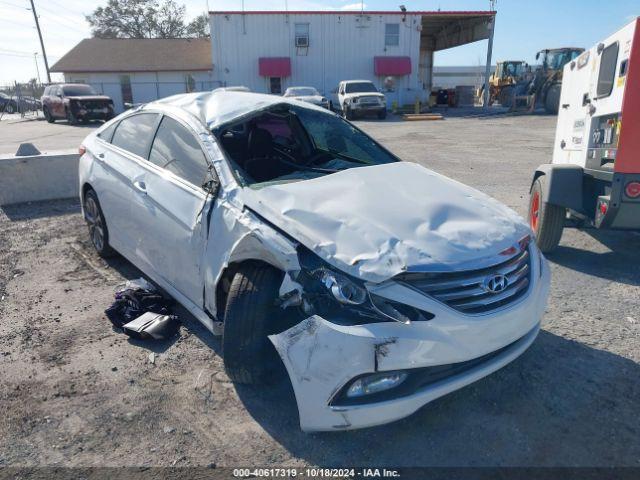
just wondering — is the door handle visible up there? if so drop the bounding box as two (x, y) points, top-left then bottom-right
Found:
(561, 103), (570, 109)
(96, 152), (105, 161)
(133, 180), (147, 194)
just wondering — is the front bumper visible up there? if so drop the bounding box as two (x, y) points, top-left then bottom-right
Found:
(269, 251), (550, 432)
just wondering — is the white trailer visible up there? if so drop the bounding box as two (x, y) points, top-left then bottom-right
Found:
(528, 18), (640, 252)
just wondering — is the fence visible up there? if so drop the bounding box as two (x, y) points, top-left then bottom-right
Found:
(0, 82), (44, 119)
(1, 79), (226, 118)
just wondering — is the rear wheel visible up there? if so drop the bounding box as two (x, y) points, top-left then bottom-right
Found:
(5, 102), (15, 114)
(529, 176), (565, 253)
(83, 189), (115, 258)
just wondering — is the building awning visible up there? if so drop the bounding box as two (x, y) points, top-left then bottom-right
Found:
(374, 56), (412, 76)
(258, 57), (291, 77)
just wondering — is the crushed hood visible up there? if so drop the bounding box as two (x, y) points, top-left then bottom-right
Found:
(243, 162), (531, 283)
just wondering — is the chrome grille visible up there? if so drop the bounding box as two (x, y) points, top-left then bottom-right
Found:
(397, 248), (531, 314)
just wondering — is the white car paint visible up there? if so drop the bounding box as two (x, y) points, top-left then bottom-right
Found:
(334, 79), (386, 114)
(79, 91), (550, 432)
(283, 87), (330, 109)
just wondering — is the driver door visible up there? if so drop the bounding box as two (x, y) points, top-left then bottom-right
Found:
(128, 114), (216, 304)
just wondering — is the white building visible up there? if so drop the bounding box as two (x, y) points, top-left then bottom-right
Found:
(50, 38), (214, 113)
(209, 10), (496, 106)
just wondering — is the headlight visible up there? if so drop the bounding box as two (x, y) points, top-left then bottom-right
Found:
(294, 246), (433, 325)
(321, 270), (367, 305)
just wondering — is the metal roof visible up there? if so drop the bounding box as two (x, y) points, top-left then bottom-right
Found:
(50, 38), (212, 73)
(209, 10), (495, 16)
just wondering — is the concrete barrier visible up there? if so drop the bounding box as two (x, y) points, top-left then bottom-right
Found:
(0, 150), (79, 206)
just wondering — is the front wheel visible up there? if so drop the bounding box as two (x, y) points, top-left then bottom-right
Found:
(377, 109), (387, 120)
(222, 262), (285, 384)
(66, 108), (77, 125)
(43, 107), (55, 123)
(544, 84), (561, 114)
(529, 176), (565, 253)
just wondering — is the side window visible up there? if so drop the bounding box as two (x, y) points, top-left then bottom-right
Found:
(597, 42), (619, 98)
(385, 23), (400, 46)
(98, 121), (118, 143)
(149, 116), (209, 187)
(111, 113), (158, 158)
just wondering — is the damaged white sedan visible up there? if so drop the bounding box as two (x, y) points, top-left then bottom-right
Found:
(79, 91), (550, 431)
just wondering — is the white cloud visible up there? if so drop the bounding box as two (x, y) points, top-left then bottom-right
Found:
(341, 2), (366, 11)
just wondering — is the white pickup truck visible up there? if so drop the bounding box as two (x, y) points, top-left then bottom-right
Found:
(332, 80), (387, 120)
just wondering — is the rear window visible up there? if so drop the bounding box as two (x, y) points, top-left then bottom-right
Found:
(111, 113), (158, 158)
(62, 85), (98, 96)
(597, 42), (619, 98)
(97, 121), (118, 142)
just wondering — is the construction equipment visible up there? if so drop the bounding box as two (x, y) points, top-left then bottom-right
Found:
(478, 60), (529, 107)
(528, 18), (640, 252)
(512, 47), (585, 113)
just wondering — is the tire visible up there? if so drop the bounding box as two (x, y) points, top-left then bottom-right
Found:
(222, 262), (285, 384)
(342, 104), (353, 120)
(544, 84), (561, 114)
(66, 108), (77, 125)
(5, 102), (15, 114)
(83, 189), (115, 258)
(43, 107), (55, 123)
(377, 109), (387, 120)
(529, 176), (565, 253)
(499, 86), (514, 108)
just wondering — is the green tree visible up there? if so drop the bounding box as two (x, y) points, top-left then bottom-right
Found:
(86, 0), (208, 39)
(186, 13), (210, 38)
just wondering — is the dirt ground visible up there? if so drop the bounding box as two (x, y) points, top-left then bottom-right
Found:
(1, 113), (639, 468)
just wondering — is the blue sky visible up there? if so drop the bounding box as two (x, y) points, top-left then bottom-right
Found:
(0, 0), (638, 84)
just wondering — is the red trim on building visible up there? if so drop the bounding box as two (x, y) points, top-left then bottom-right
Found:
(259, 57), (292, 77)
(374, 56), (412, 76)
(616, 18), (640, 174)
(210, 10), (495, 16)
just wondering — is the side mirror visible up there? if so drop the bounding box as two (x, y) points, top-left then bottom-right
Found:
(535, 52), (540, 60)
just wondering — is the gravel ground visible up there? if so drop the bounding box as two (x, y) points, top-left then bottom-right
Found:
(0, 113), (639, 468)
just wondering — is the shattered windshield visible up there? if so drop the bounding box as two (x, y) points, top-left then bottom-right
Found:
(216, 104), (398, 186)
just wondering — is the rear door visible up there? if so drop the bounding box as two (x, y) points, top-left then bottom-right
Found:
(95, 112), (160, 254)
(127, 114), (214, 304)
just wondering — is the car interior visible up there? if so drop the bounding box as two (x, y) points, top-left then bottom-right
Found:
(214, 104), (397, 185)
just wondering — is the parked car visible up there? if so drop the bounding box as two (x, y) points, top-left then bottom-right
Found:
(283, 86), (330, 109)
(0, 92), (42, 114)
(78, 91), (550, 431)
(41, 84), (114, 124)
(0, 92), (18, 114)
(333, 80), (387, 119)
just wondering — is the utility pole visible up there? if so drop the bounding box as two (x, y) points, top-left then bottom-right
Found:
(29, 0), (51, 83)
(482, 8), (496, 110)
(34, 53), (41, 84)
